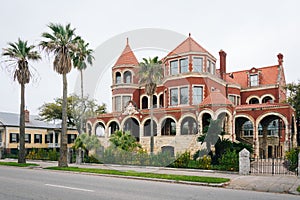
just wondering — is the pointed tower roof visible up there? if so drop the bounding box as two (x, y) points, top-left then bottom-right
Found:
(166, 33), (212, 57)
(114, 38), (139, 66)
(200, 90), (233, 106)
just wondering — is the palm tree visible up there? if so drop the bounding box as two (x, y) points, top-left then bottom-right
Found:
(139, 56), (163, 154)
(2, 39), (41, 163)
(40, 23), (79, 167)
(71, 38), (94, 134)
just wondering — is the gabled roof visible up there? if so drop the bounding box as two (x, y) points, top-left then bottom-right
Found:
(0, 112), (59, 129)
(200, 91), (233, 106)
(227, 65), (279, 88)
(114, 39), (139, 66)
(166, 34), (213, 58)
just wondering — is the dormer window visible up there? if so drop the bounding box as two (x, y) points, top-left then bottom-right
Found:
(250, 74), (259, 86)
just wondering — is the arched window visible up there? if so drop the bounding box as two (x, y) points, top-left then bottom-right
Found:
(159, 94), (164, 108)
(142, 96), (148, 109)
(161, 118), (176, 136)
(109, 121), (119, 135)
(124, 71), (132, 84)
(144, 119), (157, 136)
(123, 118), (140, 141)
(249, 97), (259, 104)
(95, 122), (105, 137)
(115, 72), (121, 84)
(181, 117), (197, 135)
(153, 95), (157, 108)
(262, 96), (273, 103)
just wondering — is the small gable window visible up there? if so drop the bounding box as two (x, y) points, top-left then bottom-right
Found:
(250, 74), (259, 86)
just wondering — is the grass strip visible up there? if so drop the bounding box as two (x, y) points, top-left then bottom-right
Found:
(0, 162), (39, 167)
(46, 166), (229, 184)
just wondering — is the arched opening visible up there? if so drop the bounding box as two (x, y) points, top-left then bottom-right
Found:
(143, 119), (157, 136)
(161, 146), (175, 157)
(142, 96), (148, 109)
(181, 117), (197, 135)
(124, 71), (132, 84)
(202, 113), (212, 134)
(258, 115), (286, 158)
(159, 94), (164, 108)
(95, 122), (105, 137)
(115, 72), (121, 84)
(161, 118), (176, 136)
(108, 121), (119, 135)
(262, 96), (273, 103)
(123, 117), (140, 141)
(153, 95), (157, 108)
(235, 117), (254, 140)
(249, 97), (259, 104)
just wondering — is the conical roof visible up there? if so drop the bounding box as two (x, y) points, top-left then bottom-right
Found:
(166, 34), (211, 57)
(114, 38), (139, 66)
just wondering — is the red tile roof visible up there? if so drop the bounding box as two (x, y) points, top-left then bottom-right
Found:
(114, 40), (139, 66)
(166, 35), (212, 57)
(226, 65), (279, 88)
(200, 90), (233, 106)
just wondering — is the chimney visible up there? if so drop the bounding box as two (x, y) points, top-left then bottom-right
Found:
(277, 53), (283, 66)
(219, 50), (227, 80)
(25, 110), (29, 123)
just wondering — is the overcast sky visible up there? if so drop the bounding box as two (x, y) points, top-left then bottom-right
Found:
(1, 0), (300, 115)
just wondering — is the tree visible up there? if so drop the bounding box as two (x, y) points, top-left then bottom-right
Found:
(39, 94), (106, 131)
(285, 81), (300, 145)
(138, 56), (163, 154)
(2, 39), (40, 163)
(40, 23), (80, 167)
(71, 38), (94, 134)
(109, 130), (141, 152)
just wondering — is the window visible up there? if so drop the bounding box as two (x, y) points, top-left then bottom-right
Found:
(250, 74), (258, 86)
(34, 134), (42, 143)
(267, 120), (279, 136)
(25, 134), (31, 143)
(180, 58), (188, 73)
(67, 134), (77, 144)
(115, 72), (121, 84)
(249, 97), (259, 104)
(237, 96), (240, 105)
(170, 60), (178, 75)
(170, 88), (178, 106)
(115, 96), (121, 112)
(207, 60), (211, 73)
(122, 96), (131, 109)
(228, 95), (236, 105)
(243, 121), (253, 137)
(193, 57), (203, 72)
(211, 63), (215, 75)
(45, 134), (53, 143)
(180, 87), (188, 104)
(192, 86), (203, 104)
(124, 71), (132, 83)
(10, 133), (19, 143)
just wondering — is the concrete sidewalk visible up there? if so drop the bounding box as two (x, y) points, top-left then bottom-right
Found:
(1, 159), (300, 195)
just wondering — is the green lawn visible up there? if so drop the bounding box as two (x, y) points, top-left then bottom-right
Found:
(0, 162), (39, 167)
(46, 166), (230, 184)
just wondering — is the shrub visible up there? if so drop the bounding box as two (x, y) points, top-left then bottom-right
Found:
(172, 151), (191, 168)
(196, 155), (212, 170)
(285, 147), (299, 171)
(217, 150), (239, 171)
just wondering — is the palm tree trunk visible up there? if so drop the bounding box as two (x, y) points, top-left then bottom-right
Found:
(80, 69), (84, 134)
(150, 94), (154, 154)
(18, 83), (26, 163)
(59, 73), (68, 167)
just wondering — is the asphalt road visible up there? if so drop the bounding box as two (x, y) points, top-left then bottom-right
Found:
(0, 166), (298, 200)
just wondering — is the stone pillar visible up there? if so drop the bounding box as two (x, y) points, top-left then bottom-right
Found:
(239, 148), (250, 175)
(76, 148), (82, 164)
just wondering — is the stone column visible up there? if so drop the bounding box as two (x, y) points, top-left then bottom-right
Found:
(239, 148), (250, 175)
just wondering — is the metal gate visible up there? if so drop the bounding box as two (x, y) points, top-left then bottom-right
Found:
(250, 158), (298, 175)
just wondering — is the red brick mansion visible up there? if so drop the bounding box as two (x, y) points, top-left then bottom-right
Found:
(87, 35), (297, 158)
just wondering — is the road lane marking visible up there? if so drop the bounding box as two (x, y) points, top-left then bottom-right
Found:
(45, 184), (94, 192)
